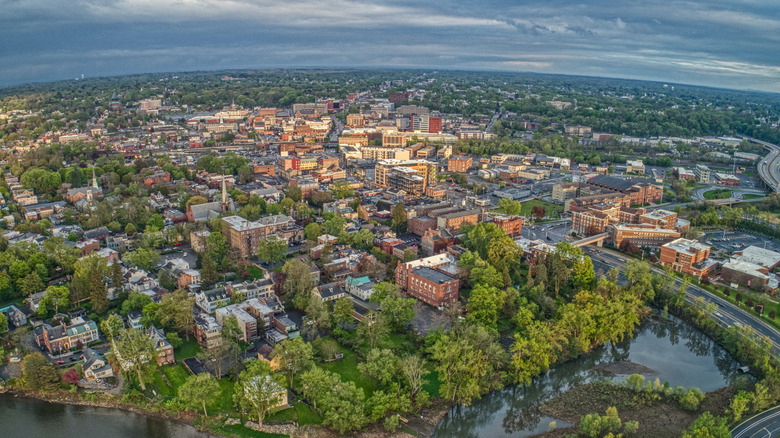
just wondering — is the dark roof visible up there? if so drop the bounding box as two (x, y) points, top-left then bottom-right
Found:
(411, 266), (456, 284)
(588, 174), (654, 191)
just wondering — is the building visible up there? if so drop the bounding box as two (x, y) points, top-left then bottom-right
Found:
(34, 317), (100, 354)
(395, 253), (458, 291)
(437, 209), (481, 231)
(675, 167), (696, 180)
(492, 214), (523, 237)
(387, 167), (427, 196)
(625, 160), (645, 174)
(571, 208), (611, 237)
(82, 348), (114, 382)
(552, 182), (581, 202)
(731, 246), (780, 270)
(607, 223), (681, 248)
(694, 164), (711, 183)
(222, 214), (302, 258)
(344, 276), (376, 301)
(714, 172), (740, 186)
(374, 159), (433, 188)
(406, 266), (459, 307)
(585, 175), (662, 206)
(215, 304), (257, 342)
(448, 156), (472, 173)
(639, 209), (678, 230)
(721, 260), (772, 290)
(194, 313), (222, 350)
(659, 238), (717, 278)
(147, 325), (175, 366)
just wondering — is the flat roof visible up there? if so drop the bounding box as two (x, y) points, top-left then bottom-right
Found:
(734, 246), (780, 269)
(411, 266), (456, 284)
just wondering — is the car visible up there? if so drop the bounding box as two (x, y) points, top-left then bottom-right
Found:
(56, 360), (65, 365)
(173, 242), (183, 247)
(69, 356), (79, 362)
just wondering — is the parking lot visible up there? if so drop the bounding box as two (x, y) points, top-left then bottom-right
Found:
(703, 230), (780, 253)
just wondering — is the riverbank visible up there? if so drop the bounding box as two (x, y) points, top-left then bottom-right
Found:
(535, 382), (735, 438)
(2, 386), (203, 432)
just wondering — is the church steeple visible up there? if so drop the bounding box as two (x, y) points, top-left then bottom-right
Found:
(221, 175), (227, 204)
(92, 167), (99, 190)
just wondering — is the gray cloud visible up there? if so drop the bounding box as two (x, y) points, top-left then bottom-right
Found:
(0, 0), (778, 93)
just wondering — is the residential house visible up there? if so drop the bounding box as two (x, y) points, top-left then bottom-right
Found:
(147, 325), (175, 366)
(82, 348), (114, 382)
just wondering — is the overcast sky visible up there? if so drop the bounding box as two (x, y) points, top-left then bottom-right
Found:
(2, 0), (779, 93)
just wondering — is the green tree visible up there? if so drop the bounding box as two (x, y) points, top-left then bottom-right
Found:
(0, 312), (7, 333)
(391, 203), (407, 233)
(572, 256), (596, 290)
(284, 185), (303, 202)
(146, 214), (164, 230)
(38, 285), (70, 317)
(682, 412), (730, 438)
(155, 289), (197, 341)
(466, 284), (506, 331)
(113, 327), (157, 391)
(304, 222), (323, 241)
(122, 247), (161, 271)
(121, 292), (153, 314)
(332, 181), (354, 199)
(200, 254), (218, 286)
(233, 360), (286, 426)
(400, 354), (428, 403)
(497, 198), (522, 215)
(282, 259), (314, 302)
(358, 348), (398, 388)
(375, 294), (416, 332)
(332, 296), (355, 328)
(205, 231), (229, 263)
(256, 236), (287, 267)
(271, 337), (314, 388)
(89, 267), (109, 314)
(22, 352), (60, 391)
(19, 272), (44, 297)
(179, 373), (221, 417)
(357, 311), (389, 349)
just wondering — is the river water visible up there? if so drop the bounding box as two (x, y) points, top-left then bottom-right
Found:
(432, 314), (742, 438)
(0, 393), (208, 438)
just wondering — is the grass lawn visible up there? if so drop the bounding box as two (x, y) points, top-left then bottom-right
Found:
(212, 378), (237, 413)
(703, 189), (732, 200)
(422, 367), (441, 398)
(743, 194), (764, 200)
(247, 265), (265, 280)
(161, 364), (190, 392)
(266, 402), (322, 425)
(320, 342), (376, 395)
(519, 199), (563, 218)
(174, 339), (202, 361)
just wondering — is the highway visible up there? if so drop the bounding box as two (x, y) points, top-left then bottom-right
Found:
(581, 246), (780, 359)
(751, 136), (780, 193)
(732, 406), (780, 438)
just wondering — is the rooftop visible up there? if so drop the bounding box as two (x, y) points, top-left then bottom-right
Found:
(663, 238), (710, 255)
(734, 246), (780, 269)
(411, 266), (456, 284)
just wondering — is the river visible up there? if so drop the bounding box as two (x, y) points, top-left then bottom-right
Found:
(0, 393), (208, 438)
(432, 314), (743, 438)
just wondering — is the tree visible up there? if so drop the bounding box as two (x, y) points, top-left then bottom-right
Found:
(682, 412), (730, 438)
(122, 247), (161, 271)
(332, 181), (354, 199)
(200, 254), (218, 286)
(89, 266), (109, 314)
(304, 222), (323, 241)
(391, 203), (407, 233)
(531, 205), (546, 219)
(155, 288), (197, 341)
(113, 327), (157, 391)
(572, 256), (596, 290)
(101, 313), (125, 339)
(22, 352), (60, 391)
(179, 373), (221, 417)
(358, 348), (398, 388)
(121, 291), (153, 314)
(271, 337), (314, 388)
(376, 294), (416, 332)
(256, 236), (287, 267)
(0, 313), (7, 333)
(357, 311), (389, 349)
(146, 214), (164, 230)
(234, 360), (286, 427)
(19, 272), (44, 297)
(284, 185), (303, 202)
(497, 198), (522, 215)
(282, 259), (314, 301)
(205, 231), (229, 263)
(332, 296), (355, 328)
(38, 285), (70, 317)
(466, 284), (506, 331)
(400, 354), (428, 403)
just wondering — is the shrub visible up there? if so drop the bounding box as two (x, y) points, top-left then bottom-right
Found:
(62, 368), (80, 384)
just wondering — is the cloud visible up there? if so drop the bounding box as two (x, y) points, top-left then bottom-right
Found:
(0, 0), (778, 93)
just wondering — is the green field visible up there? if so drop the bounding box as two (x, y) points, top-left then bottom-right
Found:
(743, 194), (764, 200)
(266, 402), (322, 425)
(174, 339), (202, 361)
(703, 189), (733, 200)
(519, 199), (563, 218)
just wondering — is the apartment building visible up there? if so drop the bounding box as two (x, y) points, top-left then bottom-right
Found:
(406, 266), (459, 307)
(222, 214), (302, 258)
(659, 238), (716, 278)
(695, 164), (711, 183)
(492, 214), (523, 237)
(448, 156), (472, 173)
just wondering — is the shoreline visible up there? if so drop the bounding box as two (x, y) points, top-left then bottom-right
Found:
(0, 386), (205, 433)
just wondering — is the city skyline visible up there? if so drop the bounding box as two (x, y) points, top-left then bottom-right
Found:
(1, 0), (779, 93)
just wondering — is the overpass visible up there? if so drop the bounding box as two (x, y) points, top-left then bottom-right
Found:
(748, 136), (780, 193)
(571, 232), (609, 247)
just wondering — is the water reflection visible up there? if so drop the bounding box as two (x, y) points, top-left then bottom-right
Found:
(432, 314), (741, 438)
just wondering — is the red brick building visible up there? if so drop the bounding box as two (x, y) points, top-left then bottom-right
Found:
(437, 209), (481, 231)
(447, 156), (472, 173)
(659, 238), (716, 278)
(408, 217), (437, 236)
(253, 163), (276, 177)
(492, 215), (523, 237)
(406, 266), (459, 307)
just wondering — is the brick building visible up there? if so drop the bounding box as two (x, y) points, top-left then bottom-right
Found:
(585, 174), (662, 206)
(448, 156), (472, 173)
(406, 266), (459, 307)
(607, 223), (681, 248)
(222, 214), (303, 258)
(659, 238), (717, 278)
(437, 209), (481, 231)
(492, 214), (523, 237)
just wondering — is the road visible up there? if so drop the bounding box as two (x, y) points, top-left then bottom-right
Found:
(732, 406), (780, 438)
(582, 246), (780, 359)
(751, 136), (780, 193)
(691, 185), (767, 201)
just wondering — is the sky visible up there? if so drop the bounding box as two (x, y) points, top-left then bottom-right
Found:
(2, 0), (779, 93)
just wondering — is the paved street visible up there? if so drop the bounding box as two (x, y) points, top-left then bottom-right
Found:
(732, 406), (780, 438)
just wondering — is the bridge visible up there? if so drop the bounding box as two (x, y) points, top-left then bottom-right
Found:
(749, 136), (780, 193)
(571, 232), (609, 247)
